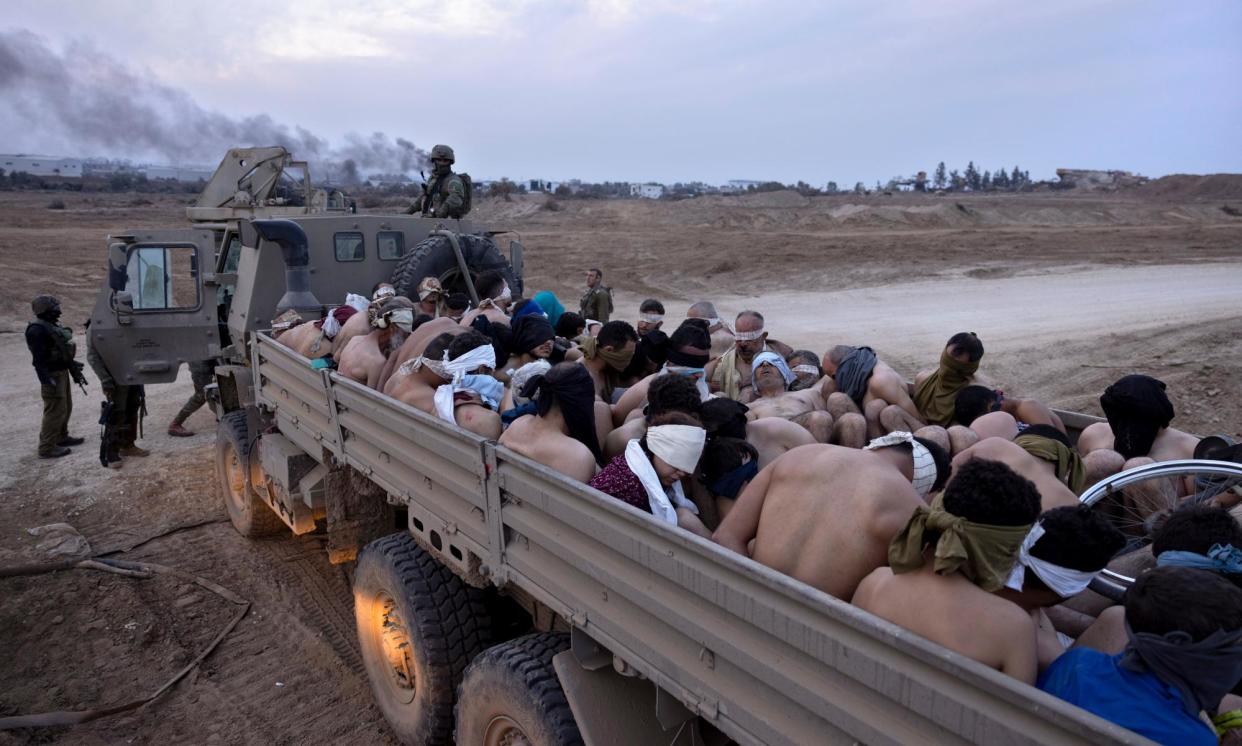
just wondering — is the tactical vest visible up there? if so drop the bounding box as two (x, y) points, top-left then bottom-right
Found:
(28, 319), (76, 367)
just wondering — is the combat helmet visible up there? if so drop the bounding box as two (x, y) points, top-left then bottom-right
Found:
(430, 144), (455, 164)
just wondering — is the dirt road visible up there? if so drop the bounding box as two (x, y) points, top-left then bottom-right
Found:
(1, 185), (1239, 744)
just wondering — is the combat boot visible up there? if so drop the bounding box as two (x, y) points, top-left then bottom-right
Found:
(167, 423), (195, 437)
(119, 444), (151, 458)
(39, 446), (71, 459)
(57, 436), (86, 447)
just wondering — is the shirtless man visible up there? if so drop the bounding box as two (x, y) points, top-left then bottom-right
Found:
(698, 398), (816, 469)
(578, 320), (638, 445)
(385, 330), (502, 439)
(704, 311), (794, 402)
(336, 297), (416, 388)
(823, 345), (926, 439)
(1077, 374), (1199, 494)
(332, 285), (394, 358)
(605, 373), (703, 460)
(379, 317), (464, 393)
(851, 458), (1043, 683)
(636, 299), (665, 337)
(913, 332), (986, 427)
(612, 321), (712, 426)
(786, 350), (823, 391)
(686, 301), (734, 359)
(746, 351), (868, 447)
(952, 436), (1081, 510)
(276, 296), (368, 360)
(414, 277), (444, 318)
(713, 440), (948, 600)
(500, 363), (602, 483)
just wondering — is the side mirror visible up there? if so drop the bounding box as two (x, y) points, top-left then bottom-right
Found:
(107, 242), (129, 291)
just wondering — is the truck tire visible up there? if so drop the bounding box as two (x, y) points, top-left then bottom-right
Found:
(454, 633), (583, 746)
(354, 533), (492, 745)
(216, 410), (284, 537)
(390, 233), (521, 302)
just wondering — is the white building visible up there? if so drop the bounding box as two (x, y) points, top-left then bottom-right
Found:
(629, 183), (665, 199)
(1, 155), (83, 178)
(142, 165), (214, 182)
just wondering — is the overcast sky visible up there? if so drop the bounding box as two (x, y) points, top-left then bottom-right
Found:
(2, 0), (1239, 185)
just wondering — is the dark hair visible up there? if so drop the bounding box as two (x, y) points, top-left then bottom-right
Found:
(1153, 506), (1242, 557)
(597, 320), (638, 349)
(448, 329), (493, 361)
(913, 436), (952, 494)
(1025, 505), (1126, 586)
(789, 349), (821, 371)
(1126, 566), (1242, 641)
(640, 411), (702, 456)
(409, 313), (435, 334)
(555, 312), (585, 339)
(699, 437), (758, 485)
(954, 385), (999, 426)
(827, 345), (855, 367)
(736, 310), (764, 326)
(640, 298), (665, 314)
(942, 458), (1041, 526)
(699, 398), (749, 439)
(475, 270), (507, 300)
(666, 321), (710, 368)
(646, 374), (703, 420)
(947, 332), (984, 363)
(445, 293), (470, 312)
(589, 267), (603, 278)
(423, 331), (457, 361)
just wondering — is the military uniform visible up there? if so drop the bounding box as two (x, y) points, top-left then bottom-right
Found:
(169, 360), (215, 436)
(410, 144), (468, 219)
(580, 284), (613, 323)
(87, 330), (146, 466)
(25, 295), (86, 457)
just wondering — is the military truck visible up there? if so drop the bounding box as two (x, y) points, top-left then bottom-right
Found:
(87, 152), (1187, 745)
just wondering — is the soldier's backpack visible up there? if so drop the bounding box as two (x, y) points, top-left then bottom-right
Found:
(457, 173), (473, 216)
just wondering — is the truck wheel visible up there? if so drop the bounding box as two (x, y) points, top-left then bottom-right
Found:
(355, 533), (492, 745)
(454, 633), (583, 746)
(391, 233), (521, 302)
(216, 410), (284, 537)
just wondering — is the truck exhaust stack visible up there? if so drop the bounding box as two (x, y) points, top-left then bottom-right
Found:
(252, 218), (321, 315)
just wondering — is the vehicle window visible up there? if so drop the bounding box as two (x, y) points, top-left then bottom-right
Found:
(124, 245), (200, 310)
(334, 232), (365, 262)
(222, 234), (243, 273)
(377, 231), (405, 260)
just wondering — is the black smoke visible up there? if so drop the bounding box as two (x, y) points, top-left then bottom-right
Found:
(0, 29), (428, 181)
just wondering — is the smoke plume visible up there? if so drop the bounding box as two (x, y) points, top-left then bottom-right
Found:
(0, 29), (428, 182)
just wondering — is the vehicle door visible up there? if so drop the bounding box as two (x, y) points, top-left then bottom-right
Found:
(89, 228), (221, 385)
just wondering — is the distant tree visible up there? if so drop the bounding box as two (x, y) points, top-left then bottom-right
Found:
(491, 177), (516, 202)
(993, 168), (1009, 190)
(875, 180), (883, 192)
(948, 169), (963, 191)
(933, 161), (947, 190)
(853, 182), (866, 194)
(981, 171), (992, 191)
(1023, 170), (1031, 186)
(965, 161), (981, 191)
(554, 184), (572, 196)
(1011, 166), (1022, 188)
(824, 181), (839, 194)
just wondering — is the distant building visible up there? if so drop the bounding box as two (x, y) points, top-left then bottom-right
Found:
(629, 183), (665, 199)
(0, 155), (83, 178)
(724, 179), (763, 192)
(1056, 169), (1147, 191)
(142, 165), (214, 182)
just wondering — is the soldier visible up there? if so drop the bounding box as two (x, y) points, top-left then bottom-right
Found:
(580, 268), (613, 323)
(25, 294), (86, 458)
(168, 360), (216, 437)
(408, 144), (468, 219)
(87, 325), (149, 467)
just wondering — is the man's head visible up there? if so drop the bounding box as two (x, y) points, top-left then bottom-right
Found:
(1153, 506), (1242, 588)
(416, 277), (444, 307)
(866, 433), (950, 499)
(585, 268), (602, 288)
(665, 320), (711, 372)
(942, 458), (1042, 526)
(371, 297), (417, 342)
(1100, 374), (1175, 460)
(422, 332), (457, 375)
(555, 312), (585, 340)
(1127, 565), (1242, 641)
(699, 437), (759, 499)
(945, 332), (984, 363)
(686, 301), (719, 322)
(524, 361), (602, 463)
(510, 315), (556, 358)
(787, 349), (822, 391)
(734, 311), (767, 361)
(1012, 505), (1126, 602)
(371, 282), (396, 301)
(751, 351), (794, 396)
(646, 373), (703, 421)
(822, 345), (856, 376)
(447, 329), (495, 373)
(954, 385), (1001, 426)
(31, 294), (61, 322)
(699, 398), (749, 440)
(595, 320), (638, 372)
(637, 299), (665, 336)
(642, 411), (706, 487)
(444, 293), (470, 321)
(430, 144), (454, 174)
(475, 270), (510, 305)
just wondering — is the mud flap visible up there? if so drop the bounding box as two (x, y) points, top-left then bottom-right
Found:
(324, 466), (394, 564)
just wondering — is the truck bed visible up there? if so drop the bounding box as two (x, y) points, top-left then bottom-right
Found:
(251, 333), (1146, 746)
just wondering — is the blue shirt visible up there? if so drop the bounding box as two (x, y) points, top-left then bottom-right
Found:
(1038, 648), (1215, 746)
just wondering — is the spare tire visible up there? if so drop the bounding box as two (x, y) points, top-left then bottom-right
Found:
(391, 232), (521, 302)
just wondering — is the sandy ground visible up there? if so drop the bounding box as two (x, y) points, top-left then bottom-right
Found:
(0, 185), (1240, 743)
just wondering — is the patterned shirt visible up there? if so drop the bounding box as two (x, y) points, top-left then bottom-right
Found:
(589, 455), (649, 513)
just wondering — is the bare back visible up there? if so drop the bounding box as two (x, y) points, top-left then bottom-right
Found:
(331, 311), (372, 360)
(500, 416), (597, 483)
(381, 318), (464, 394)
(953, 438), (1079, 510)
(337, 332), (387, 388)
(746, 417), (816, 468)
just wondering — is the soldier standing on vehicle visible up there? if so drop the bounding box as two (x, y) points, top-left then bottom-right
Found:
(579, 268), (612, 323)
(408, 144), (468, 219)
(87, 324), (148, 467)
(25, 294), (86, 458)
(168, 360), (216, 437)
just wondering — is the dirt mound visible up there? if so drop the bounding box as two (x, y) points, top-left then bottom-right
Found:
(735, 190), (810, 208)
(1139, 173), (1242, 201)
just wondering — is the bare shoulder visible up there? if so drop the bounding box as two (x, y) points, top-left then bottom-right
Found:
(851, 566), (892, 606)
(498, 415), (535, 446)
